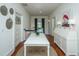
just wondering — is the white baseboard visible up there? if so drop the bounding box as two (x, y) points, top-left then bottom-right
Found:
(78, 52), (79, 56)
(7, 49), (15, 56)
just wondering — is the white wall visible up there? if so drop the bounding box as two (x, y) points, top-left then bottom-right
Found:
(0, 3), (30, 55)
(30, 16), (49, 34)
(50, 3), (79, 55)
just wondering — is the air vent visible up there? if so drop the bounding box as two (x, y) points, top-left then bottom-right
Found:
(22, 3), (28, 6)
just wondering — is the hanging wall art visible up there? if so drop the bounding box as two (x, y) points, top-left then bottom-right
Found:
(9, 8), (14, 15)
(6, 18), (13, 29)
(0, 5), (8, 16)
(62, 11), (70, 27)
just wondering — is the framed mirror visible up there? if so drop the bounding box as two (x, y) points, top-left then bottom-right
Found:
(0, 5), (8, 16)
(9, 8), (14, 15)
(6, 18), (13, 29)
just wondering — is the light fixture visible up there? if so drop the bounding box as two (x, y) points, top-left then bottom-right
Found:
(57, 21), (62, 25)
(68, 19), (75, 25)
(40, 11), (42, 14)
(22, 3), (28, 6)
(68, 19), (75, 29)
(48, 20), (50, 22)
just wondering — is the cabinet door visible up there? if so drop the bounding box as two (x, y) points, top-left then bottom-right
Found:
(67, 40), (77, 55)
(61, 39), (66, 53)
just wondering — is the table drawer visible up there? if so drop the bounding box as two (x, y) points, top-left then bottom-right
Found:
(26, 46), (47, 56)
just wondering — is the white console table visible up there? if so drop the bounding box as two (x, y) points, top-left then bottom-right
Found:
(24, 33), (50, 56)
(54, 27), (78, 56)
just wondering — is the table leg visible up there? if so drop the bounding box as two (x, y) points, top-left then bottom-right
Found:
(48, 45), (50, 56)
(24, 45), (26, 56)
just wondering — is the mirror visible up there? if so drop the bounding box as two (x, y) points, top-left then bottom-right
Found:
(0, 5), (8, 16)
(6, 18), (13, 29)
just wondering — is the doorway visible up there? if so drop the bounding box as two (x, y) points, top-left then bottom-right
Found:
(48, 20), (51, 35)
(48, 17), (56, 36)
(15, 12), (22, 47)
(51, 17), (56, 36)
(34, 18), (45, 33)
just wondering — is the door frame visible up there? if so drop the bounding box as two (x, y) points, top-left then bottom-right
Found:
(51, 17), (56, 36)
(48, 17), (56, 36)
(14, 12), (23, 48)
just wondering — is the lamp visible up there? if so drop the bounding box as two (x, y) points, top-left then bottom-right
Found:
(68, 19), (75, 24)
(57, 21), (62, 25)
(68, 19), (75, 29)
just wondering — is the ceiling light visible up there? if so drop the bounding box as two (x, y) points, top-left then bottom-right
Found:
(40, 11), (42, 13)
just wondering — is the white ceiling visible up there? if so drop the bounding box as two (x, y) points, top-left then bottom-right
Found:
(22, 3), (60, 16)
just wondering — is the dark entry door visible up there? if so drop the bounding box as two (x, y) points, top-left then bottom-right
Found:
(42, 18), (45, 33)
(35, 18), (37, 32)
(34, 18), (45, 33)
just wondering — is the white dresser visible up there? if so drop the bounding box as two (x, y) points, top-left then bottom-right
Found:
(54, 27), (78, 56)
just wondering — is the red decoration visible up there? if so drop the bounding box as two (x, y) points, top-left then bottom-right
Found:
(63, 14), (69, 20)
(62, 14), (69, 27)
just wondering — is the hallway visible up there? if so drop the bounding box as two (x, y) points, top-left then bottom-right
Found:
(11, 35), (65, 56)
(0, 3), (78, 56)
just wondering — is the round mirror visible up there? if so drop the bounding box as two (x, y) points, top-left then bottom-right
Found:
(6, 18), (13, 29)
(0, 5), (8, 16)
(9, 8), (14, 15)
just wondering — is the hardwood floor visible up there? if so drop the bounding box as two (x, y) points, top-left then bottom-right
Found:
(11, 40), (25, 56)
(46, 35), (54, 46)
(11, 35), (65, 56)
(46, 35), (65, 56)
(52, 43), (65, 56)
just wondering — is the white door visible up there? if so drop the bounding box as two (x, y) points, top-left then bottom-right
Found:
(49, 17), (56, 36)
(15, 13), (21, 47)
(51, 18), (54, 36)
(48, 21), (51, 35)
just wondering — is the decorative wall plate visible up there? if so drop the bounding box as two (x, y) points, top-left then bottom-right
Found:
(9, 8), (14, 15)
(6, 18), (13, 29)
(0, 5), (8, 16)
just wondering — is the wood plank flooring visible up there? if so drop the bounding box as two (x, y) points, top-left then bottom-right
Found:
(11, 35), (65, 56)
(11, 40), (25, 56)
(46, 35), (65, 56)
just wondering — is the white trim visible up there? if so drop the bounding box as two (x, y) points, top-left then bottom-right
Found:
(7, 49), (14, 56)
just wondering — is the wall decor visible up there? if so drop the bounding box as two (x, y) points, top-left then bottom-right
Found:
(0, 5), (8, 16)
(9, 8), (14, 15)
(6, 18), (13, 29)
(15, 16), (21, 24)
(62, 14), (69, 27)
